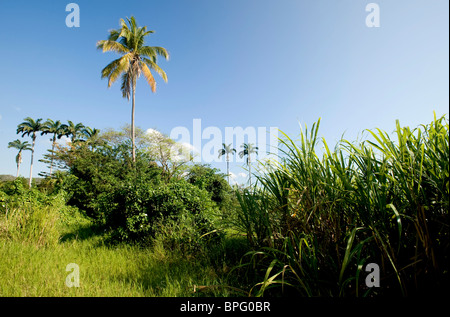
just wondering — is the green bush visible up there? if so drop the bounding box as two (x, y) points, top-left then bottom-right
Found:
(0, 179), (69, 247)
(104, 179), (220, 247)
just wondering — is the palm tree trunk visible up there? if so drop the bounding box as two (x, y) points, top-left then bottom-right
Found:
(248, 154), (252, 187)
(50, 136), (56, 177)
(131, 82), (136, 163)
(226, 153), (230, 184)
(29, 135), (35, 188)
(16, 151), (21, 178)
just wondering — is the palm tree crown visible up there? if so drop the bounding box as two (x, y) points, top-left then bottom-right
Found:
(218, 143), (236, 184)
(97, 16), (169, 163)
(8, 139), (31, 177)
(239, 143), (258, 187)
(16, 117), (44, 187)
(64, 120), (86, 143)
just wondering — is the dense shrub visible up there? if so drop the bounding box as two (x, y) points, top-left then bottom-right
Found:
(185, 164), (231, 208)
(103, 179), (220, 246)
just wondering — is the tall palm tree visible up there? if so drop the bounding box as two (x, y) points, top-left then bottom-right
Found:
(97, 16), (169, 163)
(218, 143), (236, 184)
(239, 143), (258, 187)
(64, 120), (85, 143)
(41, 119), (66, 177)
(16, 117), (44, 187)
(8, 139), (31, 177)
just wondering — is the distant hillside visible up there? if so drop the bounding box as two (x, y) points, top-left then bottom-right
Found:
(0, 175), (44, 184)
(0, 175), (16, 182)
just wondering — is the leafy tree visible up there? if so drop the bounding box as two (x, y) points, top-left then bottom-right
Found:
(101, 125), (192, 181)
(97, 16), (169, 163)
(52, 137), (161, 221)
(218, 143), (236, 184)
(101, 124), (149, 149)
(185, 164), (232, 210)
(239, 143), (258, 187)
(144, 129), (193, 182)
(7, 139), (31, 177)
(16, 117), (44, 187)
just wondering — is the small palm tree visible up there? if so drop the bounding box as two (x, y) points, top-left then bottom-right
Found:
(41, 119), (67, 177)
(82, 126), (100, 139)
(64, 120), (85, 143)
(239, 143), (258, 187)
(97, 16), (169, 163)
(8, 139), (31, 177)
(218, 143), (236, 184)
(81, 126), (102, 149)
(16, 117), (44, 187)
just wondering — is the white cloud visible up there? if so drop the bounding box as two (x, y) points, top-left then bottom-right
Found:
(238, 172), (247, 178)
(146, 128), (163, 137)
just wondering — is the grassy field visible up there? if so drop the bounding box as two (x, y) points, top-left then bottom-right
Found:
(0, 205), (246, 297)
(0, 239), (226, 297)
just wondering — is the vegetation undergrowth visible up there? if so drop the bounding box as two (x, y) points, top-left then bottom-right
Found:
(1, 113), (448, 298)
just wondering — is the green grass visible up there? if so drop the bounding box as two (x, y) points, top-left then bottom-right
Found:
(0, 198), (244, 297)
(236, 113), (449, 297)
(0, 227), (238, 297)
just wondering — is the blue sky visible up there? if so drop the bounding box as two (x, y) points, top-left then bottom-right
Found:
(0, 0), (448, 184)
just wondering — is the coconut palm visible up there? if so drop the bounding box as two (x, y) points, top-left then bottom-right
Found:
(41, 119), (67, 177)
(16, 117), (44, 187)
(239, 143), (259, 187)
(97, 16), (169, 163)
(218, 143), (236, 184)
(8, 139), (31, 177)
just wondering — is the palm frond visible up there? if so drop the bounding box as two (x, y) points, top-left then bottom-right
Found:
(120, 72), (132, 100)
(143, 58), (168, 82)
(140, 62), (156, 92)
(107, 54), (132, 87)
(97, 39), (129, 54)
(140, 46), (170, 60)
